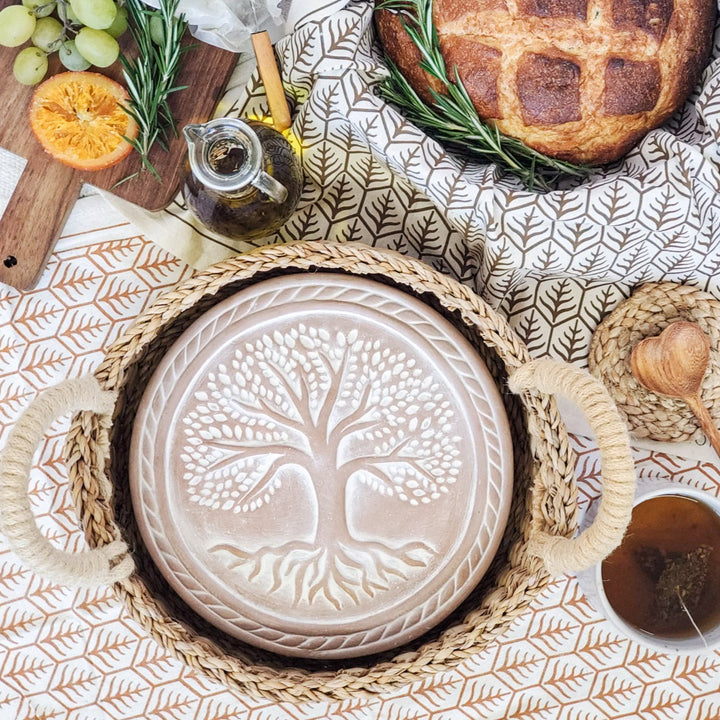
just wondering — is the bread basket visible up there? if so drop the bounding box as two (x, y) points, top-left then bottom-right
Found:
(0, 241), (636, 703)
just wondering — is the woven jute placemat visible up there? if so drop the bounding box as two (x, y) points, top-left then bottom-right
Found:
(588, 282), (720, 443)
(61, 241), (584, 704)
(43, 241), (636, 703)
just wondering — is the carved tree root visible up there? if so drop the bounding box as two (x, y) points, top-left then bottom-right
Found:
(211, 538), (435, 609)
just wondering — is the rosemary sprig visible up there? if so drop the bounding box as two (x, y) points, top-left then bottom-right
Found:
(376, 0), (591, 190)
(119, 0), (189, 182)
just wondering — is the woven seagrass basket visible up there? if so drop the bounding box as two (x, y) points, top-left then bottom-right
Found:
(0, 241), (636, 704)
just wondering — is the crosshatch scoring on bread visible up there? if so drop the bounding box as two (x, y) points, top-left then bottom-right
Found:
(375, 0), (716, 165)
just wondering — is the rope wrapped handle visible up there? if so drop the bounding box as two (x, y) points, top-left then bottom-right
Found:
(509, 358), (636, 576)
(0, 376), (134, 588)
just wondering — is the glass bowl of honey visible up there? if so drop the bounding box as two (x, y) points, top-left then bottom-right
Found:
(578, 479), (720, 651)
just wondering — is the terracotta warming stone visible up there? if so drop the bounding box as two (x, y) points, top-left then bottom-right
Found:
(129, 273), (513, 659)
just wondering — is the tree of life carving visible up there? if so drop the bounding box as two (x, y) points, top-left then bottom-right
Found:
(181, 323), (463, 610)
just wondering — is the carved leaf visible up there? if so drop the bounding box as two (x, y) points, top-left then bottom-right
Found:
(183, 326), (460, 513)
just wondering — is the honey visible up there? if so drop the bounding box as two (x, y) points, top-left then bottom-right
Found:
(601, 494), (720, 639)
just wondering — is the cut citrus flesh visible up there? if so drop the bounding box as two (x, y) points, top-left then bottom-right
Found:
(29, 71), (138, 171)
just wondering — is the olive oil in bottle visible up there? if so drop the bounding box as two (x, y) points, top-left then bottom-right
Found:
(183, 118), (302, 241)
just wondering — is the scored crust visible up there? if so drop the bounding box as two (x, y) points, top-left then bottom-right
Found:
(375, 0), (715, 164)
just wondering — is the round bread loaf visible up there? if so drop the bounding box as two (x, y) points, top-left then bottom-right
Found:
(375, 0), (715, 165)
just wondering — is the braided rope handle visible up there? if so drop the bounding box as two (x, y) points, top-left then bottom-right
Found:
(509, 358), (636, 576)
(0, 376), (134, 587)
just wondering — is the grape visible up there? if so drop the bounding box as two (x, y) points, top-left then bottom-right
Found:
(13, 46), (48, 85)
(56, 0), (81, 25)
(69, 0), (116, 30)
(149, 15), (164, 45)
(31, 16), (63, 52)
(22, 0), (56, 18)
(58, 39), (91, 70)
(75, 27), (119, 67)
(0, 6), (37, 47)
(105, 4), (127, 38)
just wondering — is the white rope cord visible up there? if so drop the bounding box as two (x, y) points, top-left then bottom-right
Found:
(509, 358), (636, 576)
(0, 376), (134, 587)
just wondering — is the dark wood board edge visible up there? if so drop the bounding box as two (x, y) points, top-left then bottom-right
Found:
(0, 162), (82, 290)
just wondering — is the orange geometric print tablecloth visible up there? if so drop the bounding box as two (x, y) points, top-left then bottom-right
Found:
(1, 195), (720, 719)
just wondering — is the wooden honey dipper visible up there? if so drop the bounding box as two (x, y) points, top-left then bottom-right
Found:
(630, 321), (720, 457)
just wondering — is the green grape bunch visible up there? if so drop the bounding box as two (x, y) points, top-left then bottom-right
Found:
(0, 0), (128, 85)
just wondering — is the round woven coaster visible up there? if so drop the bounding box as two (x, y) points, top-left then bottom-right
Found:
(588, 282), (720, 443)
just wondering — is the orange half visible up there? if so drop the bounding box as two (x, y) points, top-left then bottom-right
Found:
(29, 71), (138, 171)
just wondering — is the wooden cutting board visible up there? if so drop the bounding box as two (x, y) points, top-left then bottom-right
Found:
(0, 0), (238, 290)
